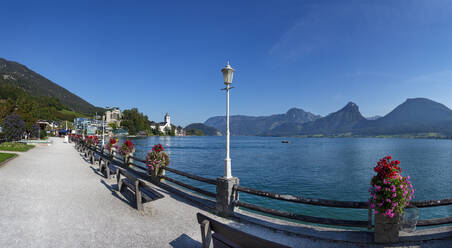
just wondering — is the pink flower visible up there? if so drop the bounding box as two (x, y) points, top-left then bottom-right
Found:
(392, 193), (397, 197)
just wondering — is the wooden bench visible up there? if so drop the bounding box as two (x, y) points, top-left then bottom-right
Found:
(116, 167), (164, 210)
(196, 213), (290, 248)
(99, 156), (118, 179)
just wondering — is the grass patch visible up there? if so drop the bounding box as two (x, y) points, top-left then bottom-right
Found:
(0, 153), (17, 163)
(0, 142), (35, 152)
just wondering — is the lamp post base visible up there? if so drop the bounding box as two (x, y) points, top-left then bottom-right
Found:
(216, 177), (239, 217)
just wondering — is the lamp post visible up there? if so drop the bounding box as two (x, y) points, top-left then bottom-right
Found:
(216, 61), (239, 217)
(221, 61), (235, 179)
(102, 115), (105, 146)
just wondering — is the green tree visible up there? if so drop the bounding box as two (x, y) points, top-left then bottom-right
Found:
(108, 122), (118, 130)
(121, 108), (151, 135)
(2, 114), (25, 141)
(166, 126), (176, 136)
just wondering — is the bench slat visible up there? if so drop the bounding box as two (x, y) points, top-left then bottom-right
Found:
(213, 233), (241, 248)
(197, 213), (290, 248)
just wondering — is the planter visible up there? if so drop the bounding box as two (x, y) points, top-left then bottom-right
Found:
(374, 213), (400, 243)
(149, 166), (166, 184)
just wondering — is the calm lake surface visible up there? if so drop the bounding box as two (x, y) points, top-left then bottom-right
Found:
(121, 136), (452, 222)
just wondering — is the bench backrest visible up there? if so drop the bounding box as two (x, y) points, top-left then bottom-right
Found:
(196, 213), (290, 248)
(117, 167), (139, 183)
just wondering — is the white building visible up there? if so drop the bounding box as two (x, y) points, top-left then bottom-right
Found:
(105, 107), (121, 127)
(150, 113), (185, 136)
(159, 113), (171, 133)
(150, 113), (171, 133)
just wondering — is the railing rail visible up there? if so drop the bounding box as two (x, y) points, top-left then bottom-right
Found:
(410, 199), (452, 208)
(234, 185), (372, 228)
(235, 185), (368, 209)
(235, 200), (370, 228)
(162, 176), (216, 198)
(164, 167), (217, 185)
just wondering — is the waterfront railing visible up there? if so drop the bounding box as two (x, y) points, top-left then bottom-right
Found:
(130, 155), (217, 199)
(233, 185), (372, 228)
(72, 136), (452, 241)
(74, 138), (217, 204)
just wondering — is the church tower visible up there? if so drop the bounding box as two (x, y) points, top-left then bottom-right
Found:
(164, 113), (170, 126)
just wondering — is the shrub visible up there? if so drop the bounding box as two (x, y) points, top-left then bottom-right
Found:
(2, 114), (25, 141)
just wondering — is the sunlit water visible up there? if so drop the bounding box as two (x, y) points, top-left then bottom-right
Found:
(119, 136), (452, 223)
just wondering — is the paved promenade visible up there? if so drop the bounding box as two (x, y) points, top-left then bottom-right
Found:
(0, 137), (451, 247)
(0, 138), (207, 247)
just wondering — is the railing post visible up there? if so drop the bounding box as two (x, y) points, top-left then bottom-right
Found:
(216, 177), (239, 217)
(90, 149), (95, 164)
(124, 152), (134, 167)
(110, 147), (117, 160)
(374, 213), (400, 243)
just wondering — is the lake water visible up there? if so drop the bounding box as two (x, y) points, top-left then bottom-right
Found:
(120, 136), (452, 223)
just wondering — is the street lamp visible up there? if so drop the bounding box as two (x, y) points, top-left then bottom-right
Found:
(102, 115), (105, 146)
(221, 61), (235, 178)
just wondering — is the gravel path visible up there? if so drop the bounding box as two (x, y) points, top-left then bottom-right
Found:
(0, 137), (450, 248)
(0, 138), (205, 248)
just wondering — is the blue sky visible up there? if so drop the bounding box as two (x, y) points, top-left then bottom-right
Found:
(2, 0), (452, 126)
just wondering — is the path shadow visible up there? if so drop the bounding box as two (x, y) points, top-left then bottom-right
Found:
(99, 179), (135, 207)
(169, 234), (201, 248)
(152, 182), (216, 212)
(89, 165), (105, 178)
(81, 156), (93, 164)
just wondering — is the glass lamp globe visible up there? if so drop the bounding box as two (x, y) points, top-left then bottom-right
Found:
(221, 62), (235, 85)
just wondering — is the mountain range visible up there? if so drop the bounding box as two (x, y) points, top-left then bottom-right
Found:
(3, 58), (452, 138)
(204, 98), (452, 138)
(185, 123), (222, 136)
(205, 108), (321, 136)
(0, 58), (103, 115)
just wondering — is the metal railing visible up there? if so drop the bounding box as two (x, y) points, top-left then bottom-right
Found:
(234, 185), (372, 228)
(71, 136), (452, 230)
(73, 137), (216, 201)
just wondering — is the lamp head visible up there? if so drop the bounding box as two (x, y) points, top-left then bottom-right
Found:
(221, 61), (235, 85)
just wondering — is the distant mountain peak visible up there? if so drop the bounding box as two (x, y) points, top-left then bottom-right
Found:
(343, 101), (359, 110)
(406, 97), (433, 102)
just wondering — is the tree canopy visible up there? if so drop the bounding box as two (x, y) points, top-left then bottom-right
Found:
(0, 83), (87, 130)
(2, 114), (25, 141)
(121, 108), (151, 135)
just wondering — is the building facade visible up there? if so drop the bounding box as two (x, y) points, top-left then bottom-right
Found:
(105, 107), (121, 127)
